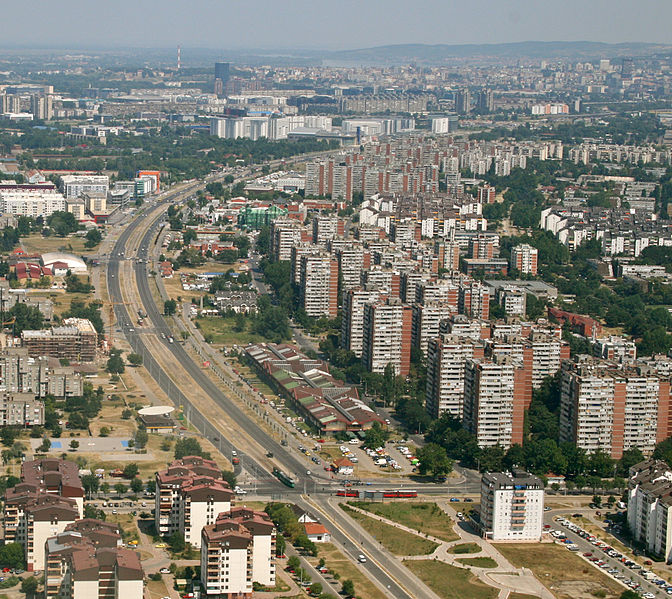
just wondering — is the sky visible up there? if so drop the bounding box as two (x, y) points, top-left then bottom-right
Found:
(2, 0), (672, 50)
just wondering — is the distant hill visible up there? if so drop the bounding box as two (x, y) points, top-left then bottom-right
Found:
(323, 41), (672, 65)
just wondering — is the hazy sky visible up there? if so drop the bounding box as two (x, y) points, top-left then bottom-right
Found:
(3, 0), (671, 50)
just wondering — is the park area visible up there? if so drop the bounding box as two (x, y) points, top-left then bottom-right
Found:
(405, 560), (498, 599)
(349, 501), (458, 542)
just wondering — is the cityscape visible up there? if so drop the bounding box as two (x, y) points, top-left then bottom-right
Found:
(0, 2), (671, 599)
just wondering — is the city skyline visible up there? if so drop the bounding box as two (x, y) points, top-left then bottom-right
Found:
(1, 0), (671, 50)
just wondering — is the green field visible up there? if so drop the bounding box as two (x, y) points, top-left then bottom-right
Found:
(447, 543), (482, 554)
(457, 557), (498, 568)
(195, 316), (266, 345)
(350, 501), (458, 542)
(341, 505), (439, 556)
(405, 560), (498, 599)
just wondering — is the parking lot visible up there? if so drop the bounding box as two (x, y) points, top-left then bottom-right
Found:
(549, 514), (670, 598)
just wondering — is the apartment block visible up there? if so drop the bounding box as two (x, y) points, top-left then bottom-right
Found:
(463, 355), (527, 449)
(299, 252), (338, 318)
(60, 175), (109, 200)
(312, 215), (344, 244)
(459, 281), (490, 320)
(341, 289), (380, 357)
(336, 245), (369, 291)
(270, 219), (305, 262)
(155, 456), (233, 548)
(200, 507), (276, 598)
(511, 244), (539, 275)
(435, 240), (461, 272)
(0, 183), (66, 218)
(361, 300), (413, 376)
(426, 334), (485, 419)
(21, 319), (97, 363)
(45, 519), (143, 599)
(627, 460), (672, 562)
(0, 392), (44, 426)
(559, 358), (671, 458)
(478, 185), (496, 204)
(480, 471), (544, 541)
(411, 302), (456, 355)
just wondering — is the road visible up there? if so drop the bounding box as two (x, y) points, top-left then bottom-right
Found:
(106, 177), (422, 599)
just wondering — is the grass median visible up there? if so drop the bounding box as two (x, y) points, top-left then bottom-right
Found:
(349, 501), (458, 542)
(341, 504), (439, 556)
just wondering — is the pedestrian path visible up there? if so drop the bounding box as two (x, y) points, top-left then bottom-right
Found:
(345, 502), (554, 599)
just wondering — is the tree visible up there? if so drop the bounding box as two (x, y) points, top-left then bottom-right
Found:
(174, 437), (207, 459)
(275, 534), (286, 557)
(38, 438), (51, 453)
(20, 576), (38, 597)
(341, 580), (355, 597)
(107, 352), (125, 374)
(127, 353), (143, 366)
(123, 463), (139, 479)
(309, 583), (323, 596)
(135, 428), (148, 449)
(130, 477), (144, 494)
(287, 556), (300, 570)
(416, 443), (453, 478)
(114, 482), (126, 496)
(164, 299), (177, 316)
(0, 542), (25, 568)
(621, 591), (640, 599)
(85, 228), (102, 248)
(363, 422), (388, 449)
(169, 531), (185, 553)
(100, 482), (110, 495)
(121, 408), (132, 419)
(7, 303), (44, 334)
(69, 440), (79, 451)
(81, 473), (100, 498)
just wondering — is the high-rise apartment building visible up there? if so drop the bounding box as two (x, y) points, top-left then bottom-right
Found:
(45, 519), (144, 599)
(559, 359), (671, 458)
(341, 289), (380, 357)
(627, 459), (672, 562)
(200, 507), (276, 598)
(412, 303), (456, 355)
(155, 456), (233, 548)
(270, 219), (305, 261)
(459, 281), (490, 320)
(480, 471), (544, 541)
(455, 89), (472, 115)
(312, 215), (344, 245)
(361, 300), (413, 376)
(299, 253), (339, 318)
(426, 334), (485, 418)
(511, 244), (539, 275)
(214, 62), (230, 97)
(463, 355), (527, 448)
(477, 89), (495, 113)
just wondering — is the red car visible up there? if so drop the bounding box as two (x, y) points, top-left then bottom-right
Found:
(583, 552), (592, 557)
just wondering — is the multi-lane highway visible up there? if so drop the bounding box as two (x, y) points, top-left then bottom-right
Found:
(105, 179), (428, 599)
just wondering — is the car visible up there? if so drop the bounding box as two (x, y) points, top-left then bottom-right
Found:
(155, 543), (167, 548)
(112, 509), (117, 514)
(572, 513), (582, 518)
(358, 554), (367, 563)
(159, 568), (170, 574)
(128, 540), (138, 546)
(450, 497), (459, 502)
(464, 498), (474, 502)
(644, 560), (653, 565)
(583, 552), (593, 557)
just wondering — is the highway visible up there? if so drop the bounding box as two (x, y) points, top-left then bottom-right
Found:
(106, 179), (424, 599)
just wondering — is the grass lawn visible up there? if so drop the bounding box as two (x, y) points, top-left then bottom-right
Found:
(21, 233), (88, 255)
(146, 577), (170, 599)
(195, 316), (266, 346)
(497, 543), (625, 599)
(457, 557), (498, 568)
(405, 560), (498, 599)
(307, 543), (387, 599)
(351, 501), (458, 542)
(106, 512), (140, 543)
(509, 594), (541, 599)
(341, 505), (438, 556)
(448, 543), (481, 554)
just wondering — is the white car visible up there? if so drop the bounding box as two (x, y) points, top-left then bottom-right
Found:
(234, 486), (247, 495)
